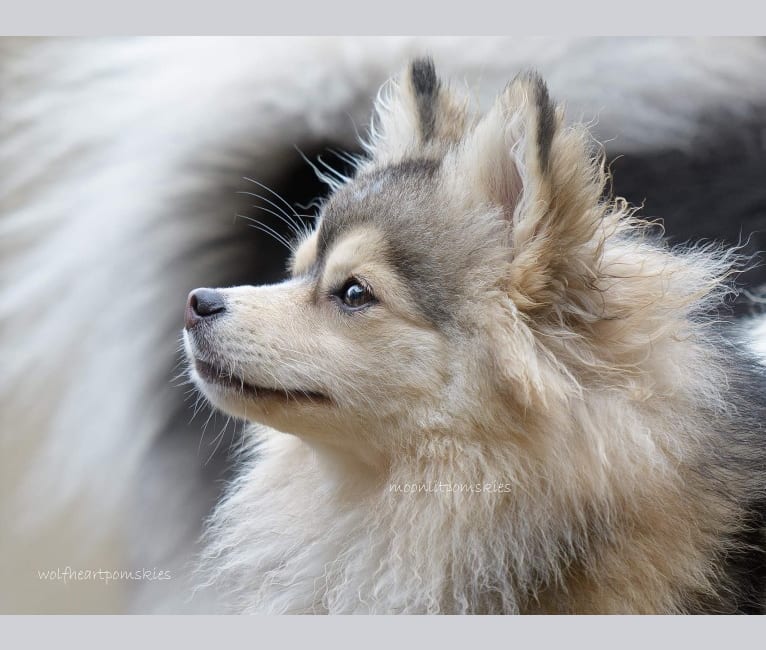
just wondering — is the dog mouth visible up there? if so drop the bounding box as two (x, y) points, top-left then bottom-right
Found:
(193, 358), (329, 403)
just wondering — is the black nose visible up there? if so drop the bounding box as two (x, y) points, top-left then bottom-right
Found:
(185, 288), (226, 329)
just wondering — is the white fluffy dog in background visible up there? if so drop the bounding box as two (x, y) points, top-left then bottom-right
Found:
(1, 37), (765, 613)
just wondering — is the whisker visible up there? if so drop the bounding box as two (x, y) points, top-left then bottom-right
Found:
(243, 176), (303, 219)
(205, 417), (231, 466)
(237, 215), (295, 252)
(250, 204), (311, 242)
(237, 191), (304, 237)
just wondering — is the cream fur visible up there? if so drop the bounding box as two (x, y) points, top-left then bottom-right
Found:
(189, 63), (762, 613)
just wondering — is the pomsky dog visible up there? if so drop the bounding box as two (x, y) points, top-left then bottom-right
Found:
(184, 59), (766, 613)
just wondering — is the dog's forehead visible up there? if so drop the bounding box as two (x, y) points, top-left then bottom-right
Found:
(315, 158), (462, 326)
(317, 158), (440, 255)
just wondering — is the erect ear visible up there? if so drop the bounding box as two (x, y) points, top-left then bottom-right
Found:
(454, 71), (607, 314)
(363, 57), (469, 166)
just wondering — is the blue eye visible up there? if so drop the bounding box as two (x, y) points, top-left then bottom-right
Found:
(338, 278), (375, 310)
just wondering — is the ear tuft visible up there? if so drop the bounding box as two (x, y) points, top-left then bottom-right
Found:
(501, 71), (560, 178)
(362, 57), (469, 166)
(527, 72), (556, 173)
(409, 57), (440, 141)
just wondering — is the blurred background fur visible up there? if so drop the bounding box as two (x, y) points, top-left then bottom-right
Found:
(1, 37), (765, 613)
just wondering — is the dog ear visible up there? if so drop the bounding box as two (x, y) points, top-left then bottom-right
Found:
(364, 57), (469, 165)
(455, 72), (607, 313)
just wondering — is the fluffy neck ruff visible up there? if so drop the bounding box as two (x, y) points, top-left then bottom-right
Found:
(199, 342), (741, 614)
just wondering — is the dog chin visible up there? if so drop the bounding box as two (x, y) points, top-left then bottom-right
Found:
(182, 332), (254, 419)
(186, 365), (246, 418)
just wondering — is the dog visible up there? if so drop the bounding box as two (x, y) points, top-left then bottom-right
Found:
(4, 38), (766, 613)
(184, 59), (766, 613)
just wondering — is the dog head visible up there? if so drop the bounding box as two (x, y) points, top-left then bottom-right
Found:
(183, 58), (728, 465)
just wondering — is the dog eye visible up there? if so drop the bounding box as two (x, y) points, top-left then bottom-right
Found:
(338, 279), (375, 310)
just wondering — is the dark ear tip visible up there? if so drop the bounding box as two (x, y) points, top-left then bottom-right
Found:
(410, 56), (439, 96)
(511, 69), (548, 96)
(512, 69), (556, 172)
(530, 72), (552, 110)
